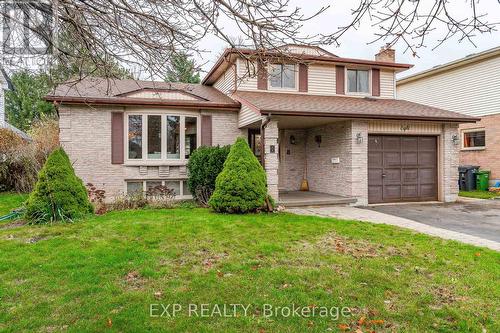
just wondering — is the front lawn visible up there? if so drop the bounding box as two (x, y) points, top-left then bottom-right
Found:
(0, 192), (27, 216)
(459, 190), (500, 200)
(0, 205), (498, 332)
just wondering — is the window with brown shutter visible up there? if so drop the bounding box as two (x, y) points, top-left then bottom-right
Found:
(372, 68), (380, 97)
(111, 112), (124, 164)
(336, 65), (345, 95)
(201, 115), (212, 146)
(298, 63), (308, 92)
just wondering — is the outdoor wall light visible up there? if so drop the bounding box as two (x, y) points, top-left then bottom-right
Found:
(452, 134), (460, 145)
(289, 135), (296, 145)
(356, 132), (363, 144)
(315, 135), (322, 147)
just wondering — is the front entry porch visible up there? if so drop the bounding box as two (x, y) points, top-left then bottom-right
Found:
(279, 190), (357, 207)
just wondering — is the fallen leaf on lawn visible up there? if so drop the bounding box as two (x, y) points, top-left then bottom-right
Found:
(154, 291), (163, 299)
(369, 319), (385, 325)
(216, 270), (224, 278)
(338, 324), (350, 330)
(308, 321), (314, 327)
(355, 328), (363, 333)
(358, 316), (366, 325)
(258, 328), (266, 333)
(281, 283), (290, 289)
(475, 252), (481, 257)
(106, 318), (112, 327)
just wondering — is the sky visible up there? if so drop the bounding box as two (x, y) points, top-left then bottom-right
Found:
(197, 0), (500, 80)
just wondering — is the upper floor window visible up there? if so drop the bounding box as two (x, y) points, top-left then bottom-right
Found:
(347, 69), (369, 93)
(269, 64), (296, 89)
(463, 129), (485, 149)
(127, 114), (198, 161)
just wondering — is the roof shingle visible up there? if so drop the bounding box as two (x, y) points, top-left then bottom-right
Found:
(233, 91), (478, 123)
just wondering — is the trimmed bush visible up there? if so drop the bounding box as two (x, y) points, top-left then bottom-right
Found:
(209, 137), (269, 213)
(25, 148), (93, 223)
(187, 145), (230, 205)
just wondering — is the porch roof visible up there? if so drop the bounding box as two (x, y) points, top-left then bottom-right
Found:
(233, 91), (478, 123)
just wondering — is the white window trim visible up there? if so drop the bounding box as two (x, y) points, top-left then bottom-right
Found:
(461, 128), (486, 151)
(125, 179), (192, 199)
(124, 111), (201, 165)
(345, 67), (371, 96)
(267, 63), (299, 92)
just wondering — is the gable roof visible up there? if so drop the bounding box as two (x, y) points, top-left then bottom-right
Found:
(397, 46), (500, 85)
(45, 78), (240, 110)
(203, 47), (413, 85)
(233, 91), (478, 123)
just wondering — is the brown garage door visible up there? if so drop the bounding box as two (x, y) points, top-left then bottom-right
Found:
(368, 135), (438, 204)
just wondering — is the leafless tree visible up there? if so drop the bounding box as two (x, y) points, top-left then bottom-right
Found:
(0, 0), (497, 83)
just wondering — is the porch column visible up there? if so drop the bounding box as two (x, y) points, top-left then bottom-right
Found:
(264, 120), (279, 202)
(442, 123), (460, 202)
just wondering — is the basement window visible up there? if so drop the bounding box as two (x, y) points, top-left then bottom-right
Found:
(463, 130), (485, 149)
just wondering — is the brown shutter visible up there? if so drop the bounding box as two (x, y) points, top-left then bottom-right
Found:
(298, 63), (308, 92)
(201, 115), (212, 146)
(336, 65), (345, 95)
(257, 62), (268, 90)
(372, 68), (380, 97)
(111, 112), (124, 164)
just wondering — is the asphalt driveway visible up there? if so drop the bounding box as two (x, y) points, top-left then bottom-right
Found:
(364, 198), (500, 243)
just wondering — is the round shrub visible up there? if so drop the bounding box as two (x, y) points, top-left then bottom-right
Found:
(209, 137), (268, 213)
(187, 145), (230, 205)
(25, 148), (93, 223)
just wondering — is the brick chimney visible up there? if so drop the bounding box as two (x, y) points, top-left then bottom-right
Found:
(375, 44), (395, 63)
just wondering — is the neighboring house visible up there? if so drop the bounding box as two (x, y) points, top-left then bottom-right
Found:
(397, 46), (500, 185)
(46, 45), (477, 205)
(0, 67), (30, 140)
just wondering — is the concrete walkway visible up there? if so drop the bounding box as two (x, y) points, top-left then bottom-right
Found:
(287, 206), (500, 251)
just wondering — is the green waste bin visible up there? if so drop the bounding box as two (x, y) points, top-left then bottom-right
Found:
(476, 170), (490, 191)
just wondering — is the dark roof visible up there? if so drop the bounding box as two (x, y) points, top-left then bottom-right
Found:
(203, 48), (413, 85)
(233, 91), (478, 123)
(46, 78), (240, 110)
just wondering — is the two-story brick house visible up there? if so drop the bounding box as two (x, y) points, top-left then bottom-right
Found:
(397, 46), (500, 186)
(46, 45), (477, 205)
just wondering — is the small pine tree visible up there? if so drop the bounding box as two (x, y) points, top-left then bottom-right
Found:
(209, 138), (269, 213)
(25, 148), (93, 223)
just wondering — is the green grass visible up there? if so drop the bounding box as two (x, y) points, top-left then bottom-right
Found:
(0, 192), (27, 215)
(459, 190), (500, 199)
(0, 198), (498, 332)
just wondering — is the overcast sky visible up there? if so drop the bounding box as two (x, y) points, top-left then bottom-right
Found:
(198, 0), (500, 80)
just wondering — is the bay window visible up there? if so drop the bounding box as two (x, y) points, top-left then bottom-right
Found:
(126, 114), (198, 161)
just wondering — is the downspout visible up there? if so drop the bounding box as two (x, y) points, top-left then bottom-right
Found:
(260, 114), (272, 168)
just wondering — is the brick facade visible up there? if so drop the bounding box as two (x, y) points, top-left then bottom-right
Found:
(459, 114), (500, 183)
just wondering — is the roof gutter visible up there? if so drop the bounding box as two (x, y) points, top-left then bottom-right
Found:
(44, 95), (241, 111)
(260, 110), (479, 123)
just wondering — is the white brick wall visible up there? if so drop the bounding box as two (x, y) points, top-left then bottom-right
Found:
(264, 120), (279, 200)
(441, 123), (460, 202)
(279, 129), (306, 191)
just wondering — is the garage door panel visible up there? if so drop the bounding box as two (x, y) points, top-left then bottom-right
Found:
(419, 168), (436, 184)
(368, 135), (437, 203)
(368, 186), (383, 203)
(368, 152), (383, 167)
(368, 168), (383, 186)
(402, 168), (418, 184)
(384, 152), (401, 166)
(420, 184), (437, 198)
(402, 152), (418, 165)
(369, 136), (382, 150)
(419, 137), (437, 150)
(384, 168), (401, 184)
(402, 137), (418, 150)
(384, 185), (401, 199)
(419, 151), (437, 166)
(383, 136), (401, 150)
(402, 185), (418, 198)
